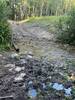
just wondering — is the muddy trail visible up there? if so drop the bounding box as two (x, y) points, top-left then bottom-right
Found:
(0, 21), (75, 100)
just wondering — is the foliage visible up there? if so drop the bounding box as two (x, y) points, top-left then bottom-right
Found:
(0, 0), (11, 50)
(0, 0), (10, 20)
(0, 43), (11, 51)
(57, 7), (75, 44)
(72, 86), (75, 98)
(0, 20), (11, 44)
(66, 7), (75, 43)
(56, 16), (69, 43)
(8, 0), (75, 20)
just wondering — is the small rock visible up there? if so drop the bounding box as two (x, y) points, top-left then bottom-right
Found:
(14, 73), (26, 82)
(20, 73), (26, 77)
(14, 76), (23, 81)
(9, 68), (13, 72)
(0, 54), (2, 57)
(11, 53), (19, 59)
(5, 64), (15, 68)
(51, 64), (54, 66)
(28, 51), (33, 55)
(14, 67), (22, 72)
(21, 67), (25, 70)
(20, 59), (27, 64)
(48, 76), (52, 79)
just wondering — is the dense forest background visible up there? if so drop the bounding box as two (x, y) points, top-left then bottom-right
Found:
(6, 0), (75, 20)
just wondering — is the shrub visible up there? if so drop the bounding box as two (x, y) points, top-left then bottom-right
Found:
(66, 7), (75, 44)
(56, 17), (70, 43)
(0, 20), (11, 44)
(0, 0), (11, 50)
(0, 0), (10, 20)
(57, 7), (75, 45)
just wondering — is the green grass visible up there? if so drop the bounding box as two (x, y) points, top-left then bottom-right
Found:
(0, 20), (12, 51)
(26, 16), (68, 33)
(0, 43), (11, 52)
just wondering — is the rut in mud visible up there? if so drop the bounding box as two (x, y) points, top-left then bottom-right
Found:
(0, 21), (75, 100)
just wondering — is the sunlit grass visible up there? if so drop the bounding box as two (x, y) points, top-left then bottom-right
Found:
(17, 16), (68, 26)
(26, 16), (60, 23)
(25, 16), (67, 33)
(9, 15), (68, 33)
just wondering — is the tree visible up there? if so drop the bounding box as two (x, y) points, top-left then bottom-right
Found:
(8, 0), (75, 20)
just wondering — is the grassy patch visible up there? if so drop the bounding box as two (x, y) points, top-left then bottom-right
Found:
(0, 43), (11, 52)
(26, 16), (67, 33)
(0, 20), (12, 51)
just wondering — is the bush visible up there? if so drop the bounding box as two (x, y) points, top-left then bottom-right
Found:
(56, 17), (70, 43)
(0, 0), (11, 50)
(66, 7), (75, 44)
(0, 0), (10, 20)
(0, 20), (11, 44)
(57, 7), (75, 45)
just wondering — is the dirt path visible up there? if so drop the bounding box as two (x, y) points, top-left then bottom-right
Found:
(10, 21), (75, 62)
(0, 21), (75, 100)
(10, 21), (54, 41)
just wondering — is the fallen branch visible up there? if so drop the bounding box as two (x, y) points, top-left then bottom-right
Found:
(12, 42), (19, 52)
